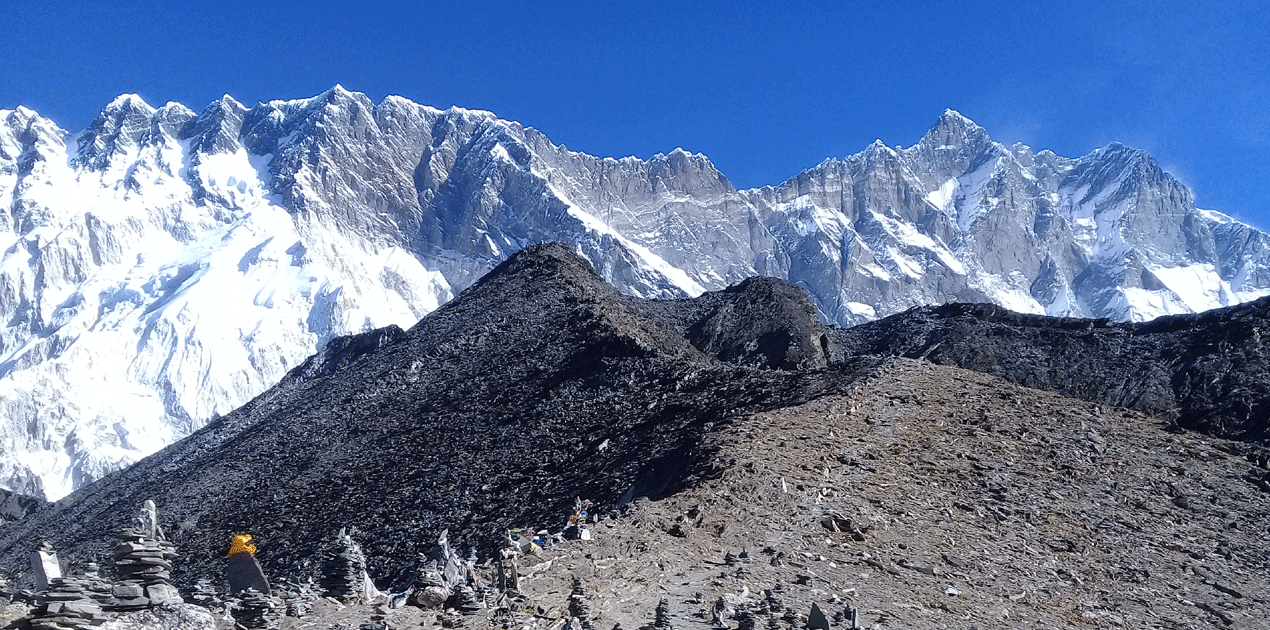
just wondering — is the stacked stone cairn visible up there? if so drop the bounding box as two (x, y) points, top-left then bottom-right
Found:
(232, 588), (279, 630)
(110, 527), (180, 609)
(359, 610), (394, 630)
(654, 598), (673, 630)
(464, 549), (489, 609)
(471, 576), (490, 611)
(760, 584), (783, 616)
(277, 578), (316, 618)
(189, 579), (220, 610)
(566, 577), (595, 630)
(450, 583), (482, 616)
(640, 598), (673, 630)
(411, 564), (450, 609)
(24, 570), (112, 630)
(77, 564), (113, 607)
(320, 530), (371, 603)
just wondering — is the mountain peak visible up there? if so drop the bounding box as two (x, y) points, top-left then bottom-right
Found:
(215, 93), (246, 111)
(74, 93), (161, 168)
(317, 83), (360, 105)
(468, 243), (605, 294)
(105, 93), (154, 113)
(939, 108), (974, 124)
(917, 108), (993, 152)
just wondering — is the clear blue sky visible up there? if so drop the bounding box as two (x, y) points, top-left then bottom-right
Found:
(3, 1), (1267, 228)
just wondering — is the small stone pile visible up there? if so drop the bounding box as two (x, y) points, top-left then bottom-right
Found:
(231, 588), (279, 630)
(25, 575), (110, 630)
(470, 577), (490, 610)
(656, 598), (674, 630)
(449, 584), (482, 615)
(566, 577), (594, 630)
(761, 584), (784, 616)
(76, 564), (113, 607)
(411, 565), (450, 609)
(276, 578), (316, 618)
(320, 531), (370, 602)
(640, 598), (672, 630)
(359, 610), (394, 630)
(110, 527), (180, 610)
(188, 579), (219, 609)
(439, 608), (465, 628)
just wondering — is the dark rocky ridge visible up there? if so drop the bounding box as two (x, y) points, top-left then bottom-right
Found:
(0, 244), (878, 590)
(4, 241), (1270, 608)
(831, 299), (1270, 445)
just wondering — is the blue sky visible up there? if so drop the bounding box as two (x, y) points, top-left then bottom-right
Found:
(3, 1), (1267, 228)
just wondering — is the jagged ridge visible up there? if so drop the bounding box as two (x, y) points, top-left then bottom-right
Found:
(4, 87), (1270, 498)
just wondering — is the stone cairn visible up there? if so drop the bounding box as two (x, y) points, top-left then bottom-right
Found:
(24, 568), (112, 630)
(463, 548), (489, 610)
(761, 584), (784, 616)
(639, 598), (673, 630)
(232, 588), (279, 630)
(189, 578), (220, 610)
(110, 527), (180, 610)
(439, 608), (465, 628)
(654, 598), (673, 630)
(276, 578), (316, 618)
(320, 530), (370, 603)
(359, 610), (394, 630)
(450, 583), (482, 616)
(566, 577), (595, 630)
(78, 564), (113, 608)
(411, 563), (450, 609)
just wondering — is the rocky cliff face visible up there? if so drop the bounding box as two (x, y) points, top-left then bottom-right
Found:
(3, 87), (1268, 498)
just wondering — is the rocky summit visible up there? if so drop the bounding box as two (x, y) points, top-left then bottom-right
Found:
(0, 243), (879, 588)
(1, 244), (1268, 629)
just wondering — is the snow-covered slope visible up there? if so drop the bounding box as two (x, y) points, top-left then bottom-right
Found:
(2, 88), (1268, 499)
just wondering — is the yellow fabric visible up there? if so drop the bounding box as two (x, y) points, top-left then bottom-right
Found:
(228, 534), (257, 556)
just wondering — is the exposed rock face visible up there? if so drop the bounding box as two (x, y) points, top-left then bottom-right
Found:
(4, 90), (1270, 498)
(0, 488), (47, 524)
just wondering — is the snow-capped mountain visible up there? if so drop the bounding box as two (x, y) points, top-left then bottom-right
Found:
(3, 86), (1268, 499)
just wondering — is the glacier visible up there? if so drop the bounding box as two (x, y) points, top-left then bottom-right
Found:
(3, 89), (1269, 499)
